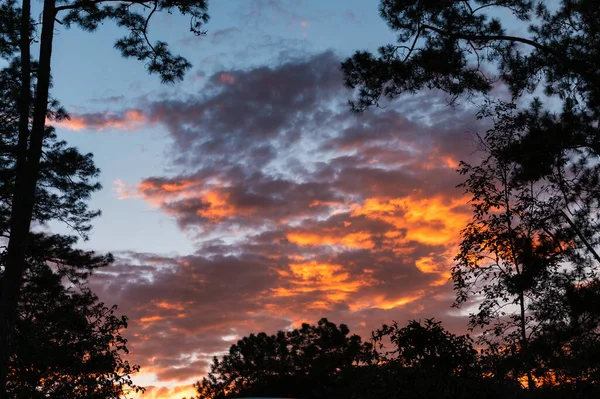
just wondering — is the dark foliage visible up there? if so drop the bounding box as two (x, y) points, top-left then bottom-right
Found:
(194, 318), (376, 399)
(452, 101), (600, 389)
(0, 59), (101, 240)
(55, 0), (210, 83)
(344, 1), (600, 394)
(0, 1), (211, 394)
(4, 245), (142, 398)
(341, 1), (600, 212)
(193, 318), (537, 399)
(342, 0), (600, 114)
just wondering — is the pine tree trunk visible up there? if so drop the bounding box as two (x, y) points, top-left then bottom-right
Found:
(0, 0), (56, 396)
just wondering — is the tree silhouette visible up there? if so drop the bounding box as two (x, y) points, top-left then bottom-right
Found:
(194, 318), (376, 399)
(373, 319), (477, 374)
(343, 1), (600, 393)
(453, 101), (600, 390)
(369, 319), (483, 398)
(5, 235), (142, 398)
(342, 0), (599, 114)
(0, 1), (210, 395)
(0, 46), (139, 397)
(0, 59), (101, 239)
(194, 318), (529, 399)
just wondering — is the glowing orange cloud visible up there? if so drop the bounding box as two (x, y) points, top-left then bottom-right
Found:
(286, 195), (469, 256)
(129, 383), (197, 399)
(286, 231), (375, 249)
(136, 179), (202, 204)
(351, 195), (470, 247)
(153, 301), (187, 311)
(139, 313), (186, 325)
(195, 190), (253, 222)
(283, 194), (469, 294)
(118, 178), (257, 225)
(349, 293), (424, 311)
(56, 109), (149, 131)
(273, 260), (376, 305)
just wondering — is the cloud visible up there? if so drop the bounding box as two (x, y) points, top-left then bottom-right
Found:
(131, 384), (197, 399)
(56, 109), (150, 131)
(91, 51), (488, 395)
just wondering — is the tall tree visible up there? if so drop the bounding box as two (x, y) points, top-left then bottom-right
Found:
(342, 0), (600, 390)
(1, 56), (137, 397)
(0, 1), (210, 395)
(453, 100), (600, 388)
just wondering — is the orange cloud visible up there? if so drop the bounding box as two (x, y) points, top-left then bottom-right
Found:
(120, 178), (258, 225)
(351, 195), (470, 247)
(195, 190), (253, 222)
(153, 301), (186, 311)
(216, 72), (236, 84)
(286, 231), (375, 249)
(136, 179), (201, 204)
(56, 109), (149, 131)
(129, 383), (197, 399)
(349, 293), (424, 311)
(273, 260), (377, 305)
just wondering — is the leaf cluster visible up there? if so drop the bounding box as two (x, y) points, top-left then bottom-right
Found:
(55, 0), (210, 83)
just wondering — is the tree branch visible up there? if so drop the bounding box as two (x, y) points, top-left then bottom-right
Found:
(559, 210), (600, 266)
(421, 24), (555, 55)
(55, 0), (153, 13)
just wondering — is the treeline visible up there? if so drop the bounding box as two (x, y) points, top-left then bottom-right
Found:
(193, 318), (599, 399)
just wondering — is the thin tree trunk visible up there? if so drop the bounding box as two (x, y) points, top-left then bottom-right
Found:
(0, 0), (56, 396)
(518, 290), (533, 390)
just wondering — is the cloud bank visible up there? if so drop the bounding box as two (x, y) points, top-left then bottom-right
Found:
(83, 51), (486, 396)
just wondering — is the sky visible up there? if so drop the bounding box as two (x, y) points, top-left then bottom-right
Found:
(42, 1), (508, 398)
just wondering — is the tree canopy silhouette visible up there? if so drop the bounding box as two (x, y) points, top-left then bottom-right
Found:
(193, 318), (531, 399)
(0, 1), (210, 395)
(342, 0), (600, 114)
(194, 318), (376, 399)
(452, 101), (600, 390)
(5, 236), (142, 398)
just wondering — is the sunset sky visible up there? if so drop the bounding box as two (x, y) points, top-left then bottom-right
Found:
(43, 1), (512, 397)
